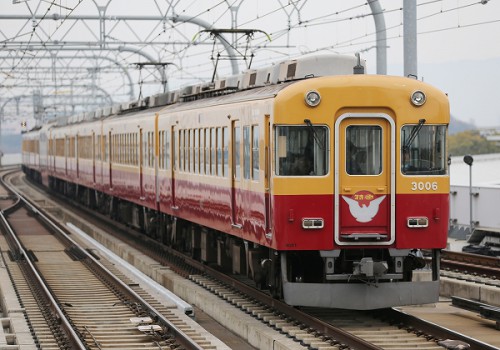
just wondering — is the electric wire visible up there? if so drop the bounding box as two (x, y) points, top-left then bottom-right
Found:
(0, 0), (498, 125)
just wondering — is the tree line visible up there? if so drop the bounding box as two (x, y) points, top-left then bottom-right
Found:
(448, 130), (499, 157)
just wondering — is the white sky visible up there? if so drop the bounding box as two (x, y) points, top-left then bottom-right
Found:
(1, 0), (500, 130)
(378, 0), (500, 127)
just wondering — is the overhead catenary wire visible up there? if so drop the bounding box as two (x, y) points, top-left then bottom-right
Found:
(0, 0), (498, 127)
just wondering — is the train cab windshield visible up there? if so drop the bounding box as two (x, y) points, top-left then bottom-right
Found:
(401, 124), (447, 175)
(275, 125), (328, 176)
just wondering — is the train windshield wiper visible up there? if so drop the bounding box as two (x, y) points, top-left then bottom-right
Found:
(403, 118), (426, 152)
(304, 119), (325, 150)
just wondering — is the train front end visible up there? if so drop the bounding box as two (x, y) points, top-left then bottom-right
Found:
(271, 74), (449, 309)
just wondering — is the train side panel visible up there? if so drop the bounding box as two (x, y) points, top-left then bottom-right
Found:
(100, 111), (157, 211)
(157, 99), (272, 245)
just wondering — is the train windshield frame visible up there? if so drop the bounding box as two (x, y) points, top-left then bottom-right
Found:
(275, 125), (329, 176)
(401, 124), (447, 176)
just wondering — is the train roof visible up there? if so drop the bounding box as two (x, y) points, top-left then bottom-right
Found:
(39, 54), (363, 128)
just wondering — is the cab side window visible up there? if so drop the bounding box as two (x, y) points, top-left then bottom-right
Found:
(401, 124), (447, 175)
(275, 125), (328, 176)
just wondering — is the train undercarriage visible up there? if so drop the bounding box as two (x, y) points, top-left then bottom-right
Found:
(38, 172), (440, 309)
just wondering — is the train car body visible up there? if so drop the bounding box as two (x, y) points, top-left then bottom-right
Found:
(22, 54), (450, 309)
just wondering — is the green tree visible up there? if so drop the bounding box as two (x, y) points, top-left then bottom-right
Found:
(448, 130), (499, 156)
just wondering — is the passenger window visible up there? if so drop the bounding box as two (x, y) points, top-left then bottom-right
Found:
(234, 126), (241, 180)
(194, 129), (199, 174)
(165, 131), (170, 170)
(243, 126), (250, 179)
(211, 128), (216, 176)
(201, 128), (206, 174)
(223, 127), (228, 177)
(217, 127), (222, 176)
(252, 125), (259, 181)
(346, 126), (382, 176)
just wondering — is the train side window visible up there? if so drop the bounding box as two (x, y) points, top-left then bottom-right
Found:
(186, 129), (190, 171)
(217, 127), (222, 176)
(143, 133), (147, 167)
(179, 130), (184, 171)
(158, 131), (163, 168)
(186, 130), (189, 172)
(182, 131), (185, 171)
(223, 127), (228, 177)
(401, 124), (447, 175)
(243, 126), (250, 179)
(173, 130), (177, 170)
(119, 134), (122, 164)
(131, 133), (134, 165)
(109, 134), (112, 162)
(211, 128), (216, 176)
(149, 132), (153, 167)
(117, 134), (120, 164)
(113, 135), (117, 163)
(165, 130), (170, 170)
(205, 128), (210, 175)
(103, 135), (108, 162)
(190, 129), (195, 173)
(346, 125), (382, 176)
(146, 132), (151, 167)
(234, 126), (241, 180)
(252, 125), (259, 181)
(123, 133), (126, 165)
(56, 138), (63, 157)
(124, 133), (127, 164)
(201, 128), (206, 174)
(275, 125), (328, 176)
(133, 133), (136, 165)
(194, 129), (199, 174)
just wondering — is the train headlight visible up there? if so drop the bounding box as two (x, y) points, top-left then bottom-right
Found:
(305, 90), (321, 107)
(410, 90), (426, 106)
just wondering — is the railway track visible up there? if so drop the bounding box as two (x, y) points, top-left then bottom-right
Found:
(0, 168), (207, 349)
(440, 250), (500, 279)
(9, 169), (500, 350)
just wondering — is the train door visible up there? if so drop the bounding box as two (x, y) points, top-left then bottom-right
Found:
(108, 131), (113, 189)
(51, 131), (55, 172)
(171, 126), (178, 210)
(139, 129), (145, 200)
(334, 113), (395, 246)
(231, 120), (242, 228)
(92, 132), (96, 183)
(65, 135), (69, 176)
(264, 116), (271, 234)
(76, 134), (79, 179)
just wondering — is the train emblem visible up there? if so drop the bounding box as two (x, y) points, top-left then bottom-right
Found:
(342, 191), (386, 223)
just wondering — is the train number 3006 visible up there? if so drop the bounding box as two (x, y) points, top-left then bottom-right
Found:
(411, 181), (438, 191)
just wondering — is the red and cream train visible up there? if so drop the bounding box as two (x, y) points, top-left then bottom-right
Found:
(22, 54), (450, 309)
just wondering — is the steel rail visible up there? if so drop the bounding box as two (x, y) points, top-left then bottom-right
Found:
(134, 230), (383, 350)
(3, 171), (205, 350)
(440, 250), (500, 278)
(385, 308), (499, 350)
(0, 173), (87, 349)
